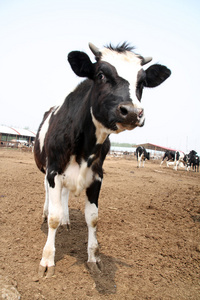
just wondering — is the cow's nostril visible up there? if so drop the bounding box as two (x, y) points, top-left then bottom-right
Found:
(119, 106), (128, 116)
(138, 109), (144, 119)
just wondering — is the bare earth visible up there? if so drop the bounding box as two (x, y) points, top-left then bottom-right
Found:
(0, 148), (200, 300)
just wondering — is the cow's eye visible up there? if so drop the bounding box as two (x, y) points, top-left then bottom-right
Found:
(97, 72), (105, 81)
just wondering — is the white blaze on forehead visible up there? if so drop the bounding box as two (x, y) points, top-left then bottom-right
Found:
(100, 48), (143, 108)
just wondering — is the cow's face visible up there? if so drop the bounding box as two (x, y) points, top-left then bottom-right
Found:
(68, 43), (171, 134)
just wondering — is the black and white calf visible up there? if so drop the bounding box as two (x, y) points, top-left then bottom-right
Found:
(136, 146), (150, 167)
(34, 42), (171, 277)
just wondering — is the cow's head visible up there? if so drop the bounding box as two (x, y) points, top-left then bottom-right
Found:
(68, 42), (171, 134)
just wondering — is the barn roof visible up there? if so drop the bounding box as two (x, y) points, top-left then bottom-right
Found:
(0, 125), (36, 137)
(133, 143), (178, 153)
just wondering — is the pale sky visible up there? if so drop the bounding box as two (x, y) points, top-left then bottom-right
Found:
(0, 0), (200, 153)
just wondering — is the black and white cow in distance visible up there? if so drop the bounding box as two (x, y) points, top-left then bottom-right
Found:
(187, 150), (199, 172)
(160, 150), (186, 171)
(136, 146), (150, 167)
(34, 42), (171, 278)
(160, 150), (176, 166)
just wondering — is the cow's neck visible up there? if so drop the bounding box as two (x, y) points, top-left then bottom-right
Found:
(90, 107), (113, 144)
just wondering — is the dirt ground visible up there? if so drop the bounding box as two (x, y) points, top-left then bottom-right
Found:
(0, 148), (200, 300)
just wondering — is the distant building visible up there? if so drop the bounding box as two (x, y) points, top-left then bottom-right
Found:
(0, 125), (36, 144)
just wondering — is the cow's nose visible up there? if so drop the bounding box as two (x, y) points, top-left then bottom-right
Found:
(118, 104), (137, 117)
(118, 104), (144, 125)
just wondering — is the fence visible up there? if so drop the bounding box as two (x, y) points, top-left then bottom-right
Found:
(0, 140), (34, 151)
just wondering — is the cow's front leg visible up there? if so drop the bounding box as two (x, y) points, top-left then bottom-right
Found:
(173, 161), (178, 171)
(39, 174), (62, 278)
(85, 179), (102, 272)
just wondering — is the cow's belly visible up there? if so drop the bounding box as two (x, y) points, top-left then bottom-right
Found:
(62, 156), (93, 195)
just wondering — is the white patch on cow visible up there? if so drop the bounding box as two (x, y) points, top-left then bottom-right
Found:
(101, 47), (143, 110)
(63, 155), (93, 196)
(89, 154), (95, 161)
(174, 151), (185, 171)
(95, 174), (102, 182)
(38, 111), (53, 152)
(53, 105), (61, 115)
(61, 187), (70, 226)
(43, 175), (49, 220)
(85, 199), (99, 263)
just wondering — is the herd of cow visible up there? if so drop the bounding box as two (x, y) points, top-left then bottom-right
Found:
(136, 146), (199, 172)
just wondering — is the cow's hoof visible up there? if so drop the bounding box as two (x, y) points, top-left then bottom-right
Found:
(61, 221), (71, 230)
(38, 265), (55, 278)
(87, 261), (102, 274)
(46, 266), (55, 278)
(42, 215), (48, 223)
(67, 223), (71, 231)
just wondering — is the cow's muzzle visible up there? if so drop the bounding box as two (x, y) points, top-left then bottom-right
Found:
(116, 104), (145, 129)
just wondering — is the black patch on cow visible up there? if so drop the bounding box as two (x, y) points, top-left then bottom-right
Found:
(136, 69), (146, 101)
(47, 170), (58, 188)
(86, 180), (102, 207)
(176, 151), (180, 161)
(162, 150), (176, 162)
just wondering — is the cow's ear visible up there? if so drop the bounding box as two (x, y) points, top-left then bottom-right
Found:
(144, 64), (171, 88)
(68, 51), (95, 79)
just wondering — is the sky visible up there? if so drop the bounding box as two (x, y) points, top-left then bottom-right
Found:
(0, 0), (200, 153)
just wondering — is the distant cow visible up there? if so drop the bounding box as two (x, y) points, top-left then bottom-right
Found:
(136, 146), (150, 167)
(34, 42), (171, 278)
(187, 150), (199, 172)
(160, 150), (176, 166)
(160, 150), (187, 171)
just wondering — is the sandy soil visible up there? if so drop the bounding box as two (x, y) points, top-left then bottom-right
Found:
(0, 148), (200, 300)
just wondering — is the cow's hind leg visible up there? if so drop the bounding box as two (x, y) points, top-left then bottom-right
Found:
(42, 175), (49, 222)
(39, 174), (62, 278)
(85, 179), (102, 273)
(61, 187), (70, 229)
(142, 159), (145, 167)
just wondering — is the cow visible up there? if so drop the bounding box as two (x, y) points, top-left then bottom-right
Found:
(34, 42), (171, 278)
(174, 151), (187, 171)
(160, 150), (176, 166)
(136, 146), (150, 167)
(187, 150), (199, 172)
(160, 150), (187, 171)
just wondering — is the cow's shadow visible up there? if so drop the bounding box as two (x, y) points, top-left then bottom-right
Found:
(41, 208), (131, 295)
